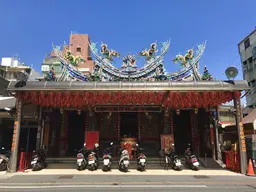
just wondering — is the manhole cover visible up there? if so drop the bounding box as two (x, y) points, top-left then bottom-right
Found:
(194, 175), (209, 179)
(58, 175), (74, 179)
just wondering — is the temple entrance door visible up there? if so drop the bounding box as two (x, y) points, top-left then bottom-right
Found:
(120, 113), (138, 138)
(173, 110), (192, 155)
(67, 111), (85, 156)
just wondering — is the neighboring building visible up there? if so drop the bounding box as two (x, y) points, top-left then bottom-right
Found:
(238, 28), (256, 108)
(0, 57), (40, 151)
(40, 33), (95, 80)
(218, 105), (236, 128)
(0, 57), (31, 81)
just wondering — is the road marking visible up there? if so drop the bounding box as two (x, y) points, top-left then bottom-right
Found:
(0, 185), (207, 189)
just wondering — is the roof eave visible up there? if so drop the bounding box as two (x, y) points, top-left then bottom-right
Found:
(6, 80), (250, 92)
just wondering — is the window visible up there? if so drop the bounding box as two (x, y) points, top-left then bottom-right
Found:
(76, 47), (81, 52)
(248, 57), (253, 64)
(244, 38), (250, 49)
(251, 79), (256, 88)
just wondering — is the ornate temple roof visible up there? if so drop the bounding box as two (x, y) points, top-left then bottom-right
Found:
(48, 39), (209, 82)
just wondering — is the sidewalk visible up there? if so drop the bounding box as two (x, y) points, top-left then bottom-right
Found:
(8, 169), (242, 176)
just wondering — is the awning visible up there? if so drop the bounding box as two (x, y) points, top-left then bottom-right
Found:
(6, 80), (249, 91)
(0, 97), (16, 109)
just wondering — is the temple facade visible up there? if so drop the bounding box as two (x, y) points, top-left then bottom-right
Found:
(6, 33), (249, 174)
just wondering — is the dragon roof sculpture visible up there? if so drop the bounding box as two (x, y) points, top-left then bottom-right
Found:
(50, 39), (209, 82)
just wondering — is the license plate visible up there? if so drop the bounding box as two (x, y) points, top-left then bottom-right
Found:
(77, 159), (83, 163)
(31, 160), (37, 165)
(88, 160), (95, 165)
(193, 162), (199, 166)
(140, 159), (146, 163)
(123, 160), (129, 165)
(104, 159), (110, 165)
(176, 162), (181, 166)
(0, 159), (3, 164)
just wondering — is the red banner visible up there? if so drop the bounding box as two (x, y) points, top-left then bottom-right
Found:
(85, 131), (99, 149)
(160, 134), (174, 152)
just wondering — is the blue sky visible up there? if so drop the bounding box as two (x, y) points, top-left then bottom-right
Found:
(0, 0), (255, 80)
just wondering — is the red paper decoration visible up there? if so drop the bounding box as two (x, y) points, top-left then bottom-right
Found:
(16, 90), (239, 109)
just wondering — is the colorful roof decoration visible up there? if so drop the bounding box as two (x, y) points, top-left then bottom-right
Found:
(48, 39), (210, 82)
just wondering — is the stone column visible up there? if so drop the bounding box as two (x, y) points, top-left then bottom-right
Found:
(163, 108), (170, 134)
(36, 106), (42, 150)
(214, 107), (222, 161)
(234, 93), (247, 174)
(9, 100), (23, 173)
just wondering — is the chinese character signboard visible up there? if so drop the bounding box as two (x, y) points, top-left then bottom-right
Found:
(160, 134), (174, 152)
(85, 131), (99, 149)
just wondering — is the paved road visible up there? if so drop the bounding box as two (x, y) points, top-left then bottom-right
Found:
(0, 175), (255, 191)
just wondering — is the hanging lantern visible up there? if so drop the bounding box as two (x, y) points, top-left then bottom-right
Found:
(176, 109), (180, 115)
(195, 108), (198, 114)
(77, 110), (81, 115)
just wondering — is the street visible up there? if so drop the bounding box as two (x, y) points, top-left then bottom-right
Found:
(0, 174), (256, 191)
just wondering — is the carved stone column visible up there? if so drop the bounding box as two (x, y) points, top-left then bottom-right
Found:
(234, 92), (247, 174)
(9, 100), (23, 173)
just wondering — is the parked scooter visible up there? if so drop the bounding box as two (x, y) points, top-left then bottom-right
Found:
(76, 143), (89, 171)
(87, 143), (99, 171)
(184, 143), (200, 171)
(102, 142), (113, 172)
(0, 147), (10, 171)
(31, 145), (47, 171)
(169, 144), (182, 171)
(164, 144), (182, 171)
(136, 143), (146, 171)
(119, 144), (130, 172)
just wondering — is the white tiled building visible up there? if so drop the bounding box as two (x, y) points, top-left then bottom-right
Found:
(238, 29), (256, 108)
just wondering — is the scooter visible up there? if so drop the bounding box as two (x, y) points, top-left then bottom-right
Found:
(185, 144), (200, 171)
(0, 147), (10, 171)
(102, 142), (113, 172)
(87, 143), (99, 171)
(76, 143), (88, 171)
(136, 144), (146, 171)
(169, 144), (182, 171)
(119, 144), (130, 172)
(31, 145), (47, 171)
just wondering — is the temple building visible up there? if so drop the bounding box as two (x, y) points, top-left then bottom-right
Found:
(5, 33), (249, 174)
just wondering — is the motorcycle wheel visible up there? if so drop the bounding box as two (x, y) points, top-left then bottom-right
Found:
(102, 166), (108, 172)
(123, 167), (128, 172)
(32, 164), (40, 171)
(88, 165), (94, 171)
(194, 166), (199, 171)
(77, 162), (86, 171)
(175, 167), (182, 171)
(140, 166), (145, 172)
(0, 163), (7, 171)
